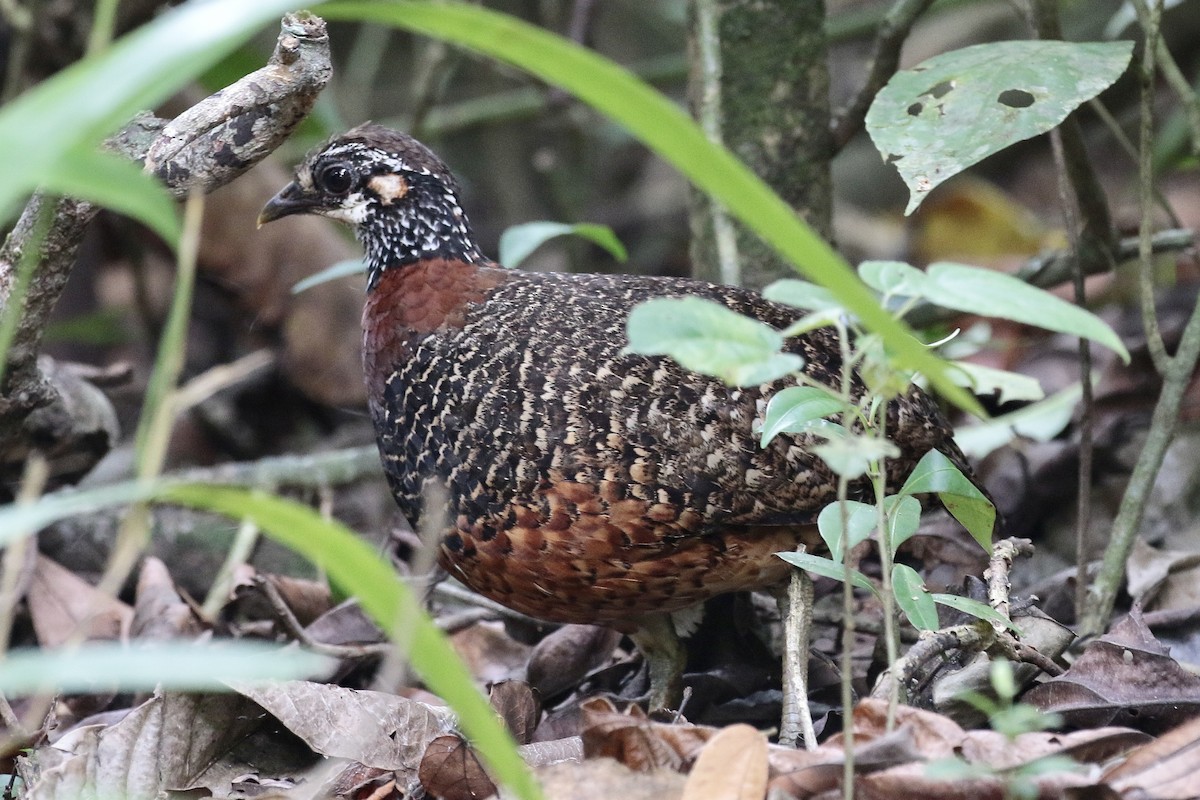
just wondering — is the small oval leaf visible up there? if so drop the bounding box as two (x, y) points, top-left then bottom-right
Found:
(759, 386), (850, 447)
(899, 449), (995, 550)
(930, 593), (1021, 635)
(882, 494), (922, 554)
(817, 500), (877, 562)
(892, 563), (939, 631)
(762, 279), (843, 312)
(858, 260), (927, 296)
(775, 551), (879, 597)
(626, 297), (800, 387)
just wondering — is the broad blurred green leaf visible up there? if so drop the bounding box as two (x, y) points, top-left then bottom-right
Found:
(858, 260), (927, 297)
(0, 642), (333, 695)
(0, 0), (311, 226)
(817, 499), (877, 562)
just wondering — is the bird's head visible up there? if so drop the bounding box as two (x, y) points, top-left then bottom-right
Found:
(259, 123), (482, 286)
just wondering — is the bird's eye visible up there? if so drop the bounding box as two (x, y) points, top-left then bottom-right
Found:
(316, 163), (353, 194)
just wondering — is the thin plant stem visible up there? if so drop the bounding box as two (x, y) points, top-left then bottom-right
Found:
(0, 454), (48, 659)
(870, 406), (898, 731)
(87, 0), (120, 55)
(1136, 0), (1171, 375)
(98, 192), (205, 598)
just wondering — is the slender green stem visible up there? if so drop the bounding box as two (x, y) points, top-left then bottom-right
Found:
(1135, 0), (1170, 375)
(87, 0), (121, 56)
(98, 192), (204, 598)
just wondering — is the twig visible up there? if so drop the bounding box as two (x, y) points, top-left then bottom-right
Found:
(777, 554), (817, 750)
(1130, 0), (1200, 159)
(1134, 0), (1171, 375)
(871, 622), (991, 701)
(984, 538), (1033, 627)
(831, 0), (936, 151)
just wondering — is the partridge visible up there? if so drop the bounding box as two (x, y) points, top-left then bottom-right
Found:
(259, 124), (977, 706)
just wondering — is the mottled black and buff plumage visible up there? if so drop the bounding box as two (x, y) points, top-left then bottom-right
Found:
(259, 123), (972, 632)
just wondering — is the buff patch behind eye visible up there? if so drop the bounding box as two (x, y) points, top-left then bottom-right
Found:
(369, 174), (409, 205)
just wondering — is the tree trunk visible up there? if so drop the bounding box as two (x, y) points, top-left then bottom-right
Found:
(687, 0), (833, 289)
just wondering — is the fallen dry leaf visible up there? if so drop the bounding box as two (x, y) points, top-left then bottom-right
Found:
(489, 679), (540, 745)
(1025, 609), (1200, 733)
(1104, 714), (1200, 799)
(680, 723), (767, 800)
(27, 554), (131, 647)
(230, 680), (456, 771)
(131, 557), (203, 640)
(17, 690), (269, 799)
(418, 733), (497, 800)
(526, 624), (622, 700)
(536, 757), (685, 800)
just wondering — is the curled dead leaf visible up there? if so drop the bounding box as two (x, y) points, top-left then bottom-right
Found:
(418, 734), (497, 800)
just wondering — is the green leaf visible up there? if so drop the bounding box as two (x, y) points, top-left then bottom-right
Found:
(292, 258), (366, 294)
(498, 221), (627, 267)
(319, 0), (981, 415)
(810, 427), (899, 479)
(0, 0), (310, 222)
(762, 279), (843, 312)
(44, 148), (180, 245)
(775, 551), (879, 597)
(921, 262), (1130, 362)
(0, 642), (333, 695)
(946, 361), (1045, 404)
(817, 500), (877, 562)
(892, 563), (939, 631)
(867, 40), (1134, 214)
(899, 449), (995, 550)
(930, 593), (1021, 634)
(759, 386), (850, 447)
(858, 260), (927, 297)
(954, 382), (1081, 459)
(625, 296), (801, 386)
(882, 494), (922, 554)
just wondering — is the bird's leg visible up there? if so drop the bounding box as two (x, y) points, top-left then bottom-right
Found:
(629, 613), (686, 710)
(776, 561), (817, 749)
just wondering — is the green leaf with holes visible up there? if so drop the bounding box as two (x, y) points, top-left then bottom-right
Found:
(893, 563), (939, 631)
(498, 221), (627, 267)
(625, 296), (801, 386)
(776, 551), (879, 598)
(759, 386), (850, 447)
(867, 40), (1133, 214)
(899, 449), (994, 550)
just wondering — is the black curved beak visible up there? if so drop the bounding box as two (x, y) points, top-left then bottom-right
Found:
(257, 182), (321, 227)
